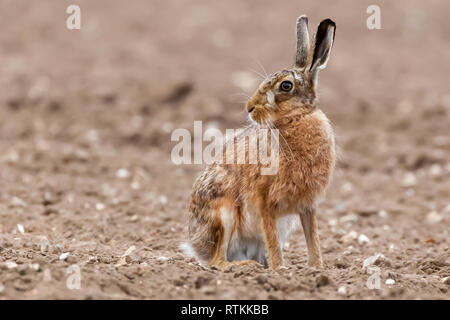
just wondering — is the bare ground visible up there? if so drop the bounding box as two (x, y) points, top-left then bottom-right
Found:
(0, 0), (449, 299)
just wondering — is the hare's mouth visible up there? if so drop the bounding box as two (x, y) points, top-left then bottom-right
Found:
(248, 108), (270, 125)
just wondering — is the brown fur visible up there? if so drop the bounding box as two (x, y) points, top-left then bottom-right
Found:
(185, 16), (336, 269)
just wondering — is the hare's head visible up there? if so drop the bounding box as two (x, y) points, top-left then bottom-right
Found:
(246, 16), (336, 124)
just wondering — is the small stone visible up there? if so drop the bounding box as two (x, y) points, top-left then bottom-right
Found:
(96, 203), (105, 211)
(30, 263), (40, 271)
(40, 237), (49, 252)
(442, 277), (450, 285)
(342, 182), (353, 193)
(426, 211), (443, 224)
(429, 164), (442, 176)
(5, 261), (18, 269)
(338, 286), (347, 295)
(328, 219), (338, 226)
(157, 256), (168, 262)
(17, 224), (25, 234)
(59, 252), (70, 260)
(159, 195), (168, 205)
(401, 172), (417, 187)
(385, 279), (395, 285)
(340, 230), (358, 243)
(11, 196), (27, 207)
(358, 234), (370, 245)
(378, 210), (388, 218)
(116, 168), (130, 178)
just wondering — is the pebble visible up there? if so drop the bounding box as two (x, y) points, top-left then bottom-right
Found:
(378, 210), (388, 218)
(338, 286), (347, 295)
(5, 261), (18, 269)
(401, 172), (417, 187)
(59, 252), (70, 260)
(159, 195), (168, 205)
(340, 231), (358, 243)
(442, 277), (450, 285)
(11, 197), (27, 207)
(328, 219), (338, 227)
(385, 279), (395, 285)
(116, 168), (130, 178)
(429, 164), (442, 176)
(40, 237), (49, 252)
(17, 224), (25, 234)
(358, 234), (370, 245)
(157, 256), (169, 262)
(30, 263), (40, 271)
(96, 203), (105, 211)
(426, 211), (443, 224)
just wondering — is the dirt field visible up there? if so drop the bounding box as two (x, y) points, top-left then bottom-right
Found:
(0, 0), (449, 299)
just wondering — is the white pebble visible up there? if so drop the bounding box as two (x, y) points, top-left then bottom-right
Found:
(11, 196), (27, 207)
(328, 219), (338, 226)
(31, 263), (40, 271)
(5, 261), (18, 269)
(378, 210), (388, 218)
(401, 172), (417, 187)
(17, 224), (25, 234)
(338, 286), (347, 295)
(358, 234), (370, 245)
(340, 230), (358, 243)
(426, 211), (443, 224)
(429, 164), (442, 176)
(385, 279), (395, 285)
(116, 168), (130, 178)
(96, 203), (105, 211)
(388, 244), (395, 252)
(59, 252), (70, 260)
(157, 256), (169, 262)
(159, 195), (168, 205)
(342, 182), (353, 193)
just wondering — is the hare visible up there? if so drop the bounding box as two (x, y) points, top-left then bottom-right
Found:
(181, 16), (336, 269)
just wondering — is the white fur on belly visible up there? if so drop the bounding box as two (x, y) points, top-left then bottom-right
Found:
(226, 212), (300, 265)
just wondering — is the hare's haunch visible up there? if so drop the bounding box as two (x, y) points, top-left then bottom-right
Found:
(182, 16), (336, 269)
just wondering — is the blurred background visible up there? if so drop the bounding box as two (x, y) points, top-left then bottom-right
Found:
(0, 0), (448, 299)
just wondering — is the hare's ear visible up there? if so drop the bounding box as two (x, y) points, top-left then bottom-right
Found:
(309, 19), (336, 74)
(295, 15), (310, 69)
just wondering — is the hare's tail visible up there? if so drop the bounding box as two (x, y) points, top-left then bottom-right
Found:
(179, 241), (198, 259)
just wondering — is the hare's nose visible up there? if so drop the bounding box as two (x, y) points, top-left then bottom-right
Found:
(247, 106), (255, 113)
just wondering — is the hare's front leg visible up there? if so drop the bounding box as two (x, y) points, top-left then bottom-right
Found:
(299, 207), (323, 268)
(260, 211), (283, 269)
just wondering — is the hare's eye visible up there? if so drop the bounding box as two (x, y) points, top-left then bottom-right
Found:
(279, 81), (293, 92)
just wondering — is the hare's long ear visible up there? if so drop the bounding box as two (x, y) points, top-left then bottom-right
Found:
(309, 19), (336, 78)
(295, 15), (310, 69)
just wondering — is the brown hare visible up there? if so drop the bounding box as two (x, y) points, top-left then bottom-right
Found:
(181, 15), (336, 269)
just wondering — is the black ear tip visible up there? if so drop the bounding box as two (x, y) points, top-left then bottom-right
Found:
(321, 18), (336, 28)
(297, 15), (308, 24)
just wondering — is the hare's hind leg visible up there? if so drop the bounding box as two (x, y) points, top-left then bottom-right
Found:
(299, 207), (323, 268)
(209, 205), (263, 269)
